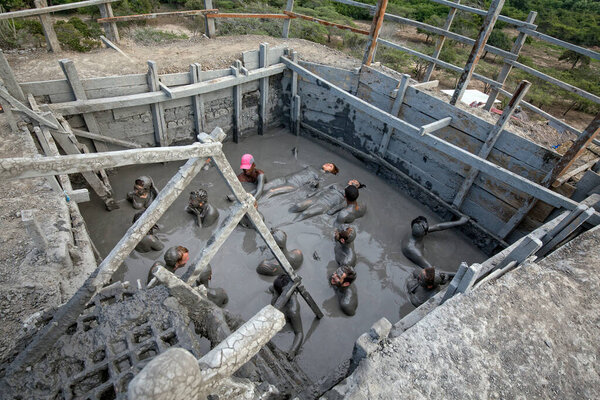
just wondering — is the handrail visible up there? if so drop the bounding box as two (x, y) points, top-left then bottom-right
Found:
(0, 0), (120, 20)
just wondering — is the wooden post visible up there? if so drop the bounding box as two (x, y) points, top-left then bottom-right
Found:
(498, 112), (600, 239)
(363, 0), (388, 66)
(0, 50), (25, 102)
(450, 0), (505, 105)
(34, 0), (61, 52)
(1, 99), (18, 132)
(484, 11), (536, 110)
(232, 61), (242, 143)
(292, 94), (301, 135)
(190, 63), (206, 136)
(98, 2), (119, 43)
(289, 50), (299, 135)
(423, 0), (461, 82)
(282, 0), (294, 38)
(258, 43), (269, 135)
(379, 73), (410, 155)
(452, 80), (531, 208)
(147, 61), (168, 147)
(204, 0), (216, 38)
(59, 59), (108, 152)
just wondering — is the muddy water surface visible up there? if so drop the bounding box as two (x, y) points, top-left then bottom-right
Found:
(80, 128), (486, 380)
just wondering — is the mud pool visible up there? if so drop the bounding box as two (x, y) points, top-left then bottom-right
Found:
(80, 127), (486, 380)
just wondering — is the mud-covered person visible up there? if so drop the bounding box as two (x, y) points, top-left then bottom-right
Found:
(186, 189), (219, 228)
(235, 153), (266, 200)
(127, 176), (158, 209)
(132, 211), (164, 253)
(270, 273), (303, 360)
(407, 266), (451, 307)
(336, 182), (367, 224)
(334, 225), (357, 268)
(147, 245), (190, 284)
(263, 162), (339, 198)
(330, 265), (358, 316)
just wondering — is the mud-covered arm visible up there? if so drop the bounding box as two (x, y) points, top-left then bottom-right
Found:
(251, 173), (266, 200)
(287, 295), (304, 359)
(327, 200), (346, 215)
(186, 206), (203, 227)
(428, 216), (469, 233)
(149, 236), (164, 251)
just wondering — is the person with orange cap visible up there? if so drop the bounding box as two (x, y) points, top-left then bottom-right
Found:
(236, 153), (266, 200)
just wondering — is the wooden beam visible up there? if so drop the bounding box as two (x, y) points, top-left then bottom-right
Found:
(48, 63), (286, 115)
(97, 9), (218, 23)
(209, 13), (291, 19)
(423, 0), (461, 82)
(452, 80), (531, 208)
(427, 0), (536, 29)
(0, 50), (25, 102)
(71, 128), (143, 149)
(158, 81), (174, 98)
(59, 59), (108, 152)
(98, 2), (119, 43)
(379, 73), (409, 155)
(232, 61), (242, 143)
(419, 116), (452, 136)
(204, 0), (216, 37)
(147, 61), (168, 147)
(536, 207), (595, 258)
(0, 87), (58, 129)
(34, 0), (61, 52)
(282, 0), (294, 38)
(190, 63), (206, 136)
(99, 35), (133, 62)
(517, 27), (600, 61)
(411, 80), (439, 90)
(363, 0), (388, 65)
(450, 0), (505, 105)
(292, 94), (301, 135)
(0, 0), (119, 20)
(258, 43), (269, 135)
(1, 99), (18, 132)
(553, 158), (600, 187)
(284, 11), (368, 35)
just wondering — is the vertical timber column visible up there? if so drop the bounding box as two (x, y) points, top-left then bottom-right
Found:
(289, 50), (300, 135)
(258, 43), (269, 135)
(190, 63), (206, 136)
(0, 50), (24, 102)
(282, 0), (294, 38)
(204, 0), (216, 38)
(98, 2), (120, 43)
(147, 61), (168, 147)
(423, 0), (461, 82)
(450, 0), (505, 106)
(59, 59), (108, 152)
(363, 0), (388, 66)
(232, 61), (242, 143)
(378, 73), (410, 155)
(484, 11), (537, 110)
(35, 0), (61, 52)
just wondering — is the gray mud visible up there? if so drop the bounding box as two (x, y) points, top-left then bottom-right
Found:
(79, 127), (486, 380)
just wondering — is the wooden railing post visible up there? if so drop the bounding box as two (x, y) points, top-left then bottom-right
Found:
(423, 0), (461, 82)
(98, 2), (119, 43)
(204, 0), (216, 38)
(258, 43), (269, 135)
(450, 0), (505, 105)
(484, 11), (536, 110)
(363, 0), (388, 66)
(282, 0), (294, 38)
(0, 50), (25, 102)
(147, 61), (168, 147)
(34, 0), (61, 52)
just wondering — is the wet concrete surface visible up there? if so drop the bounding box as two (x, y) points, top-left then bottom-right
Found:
(80, 127), (486, 380)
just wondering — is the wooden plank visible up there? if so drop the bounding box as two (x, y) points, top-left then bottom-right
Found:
(419, 116), (452, 136)
(0, 87), (58, 129)
(411, 80), (439, 90)
(258, 43), (269, 136)
(363, 0), (388, 65)
(100, 36), (132, 62)
(59, 59), (108, 152)
(208, 13), (291, 19)
(427, 0), (536, 29)
(35, 0), (60, 52)
(1, 99), (18, 132)
(292, 94), (301, 135)
(450, 0), (505, 105)
(553, 158), (600, 187)
(232, 62), (242, 143)
(440, 262), (468, 303)
(378, 73), (409, 155)
(146, 61), (168, 146)
(190, 63), (206, 136)
(71, 128), (143, 149)
(423, 0), (461, 82)
(536, 208), (595, 257)
(97, 9), (218, 23)
(48, 63), (286, 115)
(282, 0), (294, 38)
(284, 11), (368, 35)
(0, 50), (25, 102)
(204, 0), (216, 38)
(453, 80), (531, 208)
(299, 60), (359, 93)
(98, 2), (119, 43)
(455, 263), (482, 294)
(518, 27), (600, 61)
(0, 0), (120, 20)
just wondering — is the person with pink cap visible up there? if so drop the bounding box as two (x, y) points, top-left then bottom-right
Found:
(236, 153), (266, 200)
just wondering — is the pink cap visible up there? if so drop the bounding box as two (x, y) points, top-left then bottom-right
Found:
(240, 154), (254, 169)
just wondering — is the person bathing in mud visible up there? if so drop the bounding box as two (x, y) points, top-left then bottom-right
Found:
(196, 264), (229, 307)
(402, 215), (469, 272)
(407, 266), (451, 308)
(234, 153), (266, 201)
(147, 245), (189, 283)
(330, 265), (358, 316)
(127, 176), (159, 209)
(336, 184), (367, 224)
(290, 179), (364, 221)
(334, 225), (357, 268)
(132, 211), (164, 253)
(186, 189), (219, 228)
(270, 273), (303, 360)
(262, 162), (339, 198)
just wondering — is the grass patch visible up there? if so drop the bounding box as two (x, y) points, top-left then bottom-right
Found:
(132, 27), (189, 45)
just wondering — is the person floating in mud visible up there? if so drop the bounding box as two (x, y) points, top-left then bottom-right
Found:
(336, 184), (367, 224)
(334, 225), (356, 268)
(197, 264), (229, 307)
(236, 153), (266, 200)
(402, 215), (469, 270)
(290, 179), (364, 221)
(147, 245), (189, 283)
(257, 229), (303, 276)
(132, 211), (164, 253)
(262, 162), (339, 198)
(186, 189), (219, 228)
(127, 176), (158, 209)
(270, 273), (303, 360)
(406, 266), (451, 307)
(330, 265), (358, 316)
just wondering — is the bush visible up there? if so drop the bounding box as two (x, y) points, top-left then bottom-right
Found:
(54, 20), (100, 52)
(132, 27), (189, 45)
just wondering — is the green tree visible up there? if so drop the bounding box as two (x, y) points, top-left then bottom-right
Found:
(558, 49), (591, 70)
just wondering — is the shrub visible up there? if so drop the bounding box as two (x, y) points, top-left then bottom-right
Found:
(54, 20), (100, 52)
(132, 27), (189, 45)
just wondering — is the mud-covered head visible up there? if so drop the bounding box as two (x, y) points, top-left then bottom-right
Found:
(419, 267), (436, 289)
(198, 263), (213, 286)
(273, 273), (292, 295)
(344, 185), (360, 202)
(411, 216), (429, 237)
(134, 176), (153, 197)
(321, 162), (339, 175)
(132, 211), (159, 234)
(330, 265), (356, 287)
(189, 189), (208, 209)
(164, 245), (189, 270)
(271, 228), (287, 249)
(335, 225), (356, 244)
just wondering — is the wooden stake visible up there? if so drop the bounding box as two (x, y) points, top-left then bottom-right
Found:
(147, 61), (168, 147)
(363, 0), (388, 65)
(35, 0), (61, 52)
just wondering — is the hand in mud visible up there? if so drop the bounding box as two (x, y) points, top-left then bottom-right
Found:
(226, 194), (235, 202)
